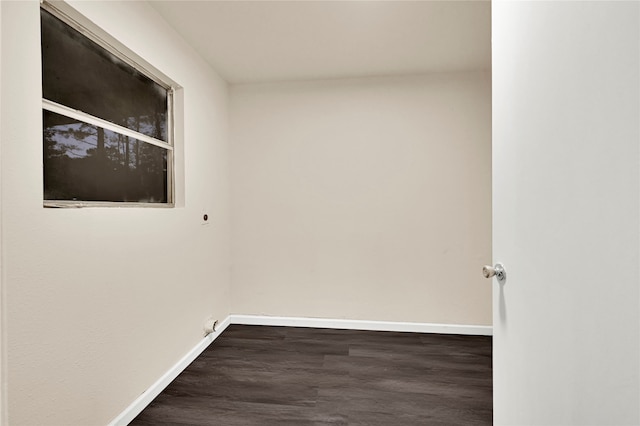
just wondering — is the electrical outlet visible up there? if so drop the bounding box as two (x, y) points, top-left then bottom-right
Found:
(203, 317), (218, 336)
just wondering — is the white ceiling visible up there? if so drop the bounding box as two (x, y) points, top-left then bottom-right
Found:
(150, 0), (491, 85)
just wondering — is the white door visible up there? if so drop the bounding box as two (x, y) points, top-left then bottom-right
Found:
(492, 1), (639, 425)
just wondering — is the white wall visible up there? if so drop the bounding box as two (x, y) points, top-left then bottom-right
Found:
(230, 72), (492, 325)
(0, 1), (5, 423)
(0, 1), (231, 425)
(493, 1), (639, 424)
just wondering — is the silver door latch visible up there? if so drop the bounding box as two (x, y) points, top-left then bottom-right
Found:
(483, 263), (506, 284)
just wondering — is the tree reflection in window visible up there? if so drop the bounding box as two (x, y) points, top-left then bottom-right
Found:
(44, 111), (167, 203)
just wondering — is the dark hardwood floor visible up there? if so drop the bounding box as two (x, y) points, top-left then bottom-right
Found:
(131, 325), (492, 425)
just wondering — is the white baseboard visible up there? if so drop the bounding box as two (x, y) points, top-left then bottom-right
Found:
(109, 314), (490, 425)
(107, 316), (231, 426)
(229, 314), (492, 336)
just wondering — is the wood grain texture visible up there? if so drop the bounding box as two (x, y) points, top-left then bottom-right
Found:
(131, 325), (492, 425)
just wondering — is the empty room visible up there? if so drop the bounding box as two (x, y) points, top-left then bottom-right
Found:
(0, 1), (638, 425)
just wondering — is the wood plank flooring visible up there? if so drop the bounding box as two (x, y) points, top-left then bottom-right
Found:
(131, 325), (492, 425)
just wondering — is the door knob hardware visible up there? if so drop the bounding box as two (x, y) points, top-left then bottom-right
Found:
(483, 263), (506, 284)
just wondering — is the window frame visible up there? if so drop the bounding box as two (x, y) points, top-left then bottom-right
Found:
(41, 1), (176, 208)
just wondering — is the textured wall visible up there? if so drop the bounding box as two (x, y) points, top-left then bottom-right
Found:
(230, 72), (492, 326)
(1, 1), (231, 424)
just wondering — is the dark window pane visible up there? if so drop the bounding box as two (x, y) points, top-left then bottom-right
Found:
(44, 110), (168, 203)
(41, 9), (168, 141)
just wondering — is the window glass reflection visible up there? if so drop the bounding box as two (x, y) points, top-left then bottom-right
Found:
(44, 110), (167, 203)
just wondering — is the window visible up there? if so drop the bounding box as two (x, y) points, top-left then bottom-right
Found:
(41, 5), (174, 206)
